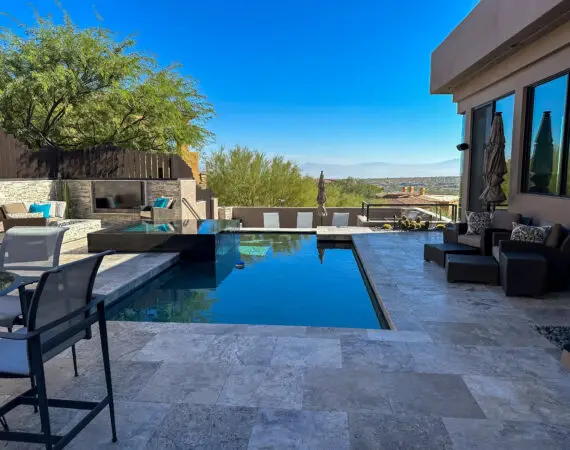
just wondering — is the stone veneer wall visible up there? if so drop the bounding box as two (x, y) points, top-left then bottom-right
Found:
(0, 180), (56, 204)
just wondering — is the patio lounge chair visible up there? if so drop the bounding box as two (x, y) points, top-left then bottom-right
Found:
(263, 212), (280, 228)
(332, 212), (349, 227)
(444, 210), (521, 256)
(0, 251), (117, 449)
(0, 227), (68, 330)
(496, 227), (570, 293)
(297, 212), (313, 228)
(140, 197), (176, 221)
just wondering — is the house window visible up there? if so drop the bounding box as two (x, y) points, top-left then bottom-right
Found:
(522, 74), (569, 195)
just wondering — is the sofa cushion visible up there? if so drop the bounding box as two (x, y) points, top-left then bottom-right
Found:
(544, 223), (567, 248)
(511, 223), (550, 244)
(491, 211), (521, 230)
(466, 211), (491, 235)
(458, 234), (481, 248)
(5, 212), (44, 219)
(492, 245), (500, 262)
(2, 202), (27, 215)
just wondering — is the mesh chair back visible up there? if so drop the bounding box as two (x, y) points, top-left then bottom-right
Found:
(263, 213), (280, 228)
(297, 212), (313, 228)
(0, 227), (67, 270)
(332, 212), (349, 227)
(26, 252), (107, 360)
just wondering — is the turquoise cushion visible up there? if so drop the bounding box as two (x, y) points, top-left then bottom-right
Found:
(153, 197), (168, 208)
(29, 203), (51, 218)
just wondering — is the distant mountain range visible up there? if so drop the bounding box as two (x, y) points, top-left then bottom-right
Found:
(300, 158), (461, 179)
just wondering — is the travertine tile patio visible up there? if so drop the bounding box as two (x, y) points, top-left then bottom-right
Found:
(1, 232), (569, 449)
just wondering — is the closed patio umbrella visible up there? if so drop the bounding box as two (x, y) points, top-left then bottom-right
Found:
(318, 247), (325, 264)
(316, 171), (327, 225)
(530, 111), (555, 194)
(479, 112), (507, 210)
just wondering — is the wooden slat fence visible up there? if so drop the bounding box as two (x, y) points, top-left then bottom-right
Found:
(0, 130), (194, 180)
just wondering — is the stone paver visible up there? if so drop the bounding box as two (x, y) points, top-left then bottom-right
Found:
(2, 232), (570, 449)
(349, 412), (454, 450)
(249, 409), (349, 450)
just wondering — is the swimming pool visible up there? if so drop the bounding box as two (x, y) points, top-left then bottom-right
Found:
(112, 233), (387, 329)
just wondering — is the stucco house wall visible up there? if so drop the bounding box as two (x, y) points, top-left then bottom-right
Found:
(431, 0), (570, 225)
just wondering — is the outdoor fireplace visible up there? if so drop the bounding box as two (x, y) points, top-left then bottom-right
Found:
(92, 180), (145, 212)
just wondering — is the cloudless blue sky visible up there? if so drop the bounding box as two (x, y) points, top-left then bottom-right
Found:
(1, 1), (479, 166)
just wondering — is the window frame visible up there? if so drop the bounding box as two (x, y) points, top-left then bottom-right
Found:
(521, 71), (570, 197)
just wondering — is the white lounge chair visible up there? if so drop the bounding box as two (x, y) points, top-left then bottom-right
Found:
(332, 212), (349, 227)
(297, 212), (313, 228)
(263, 212), (280, 228)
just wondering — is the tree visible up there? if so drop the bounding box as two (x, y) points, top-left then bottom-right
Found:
(0, 12), (214, 151)
(333, 177), (383, 199)
(205, 145), (378, 207)
(205, 145), (311, 206)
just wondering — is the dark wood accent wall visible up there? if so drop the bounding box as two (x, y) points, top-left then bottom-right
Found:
(0, 130), (194, 180)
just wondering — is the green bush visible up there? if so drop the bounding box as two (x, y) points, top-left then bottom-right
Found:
(382, 224), (393, 230)
(435, 223), (446, 231)
(423, 221), (430, 230)
(415, 216), (421, 223)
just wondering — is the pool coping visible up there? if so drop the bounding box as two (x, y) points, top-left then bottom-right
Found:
(350, 234), (396, 330)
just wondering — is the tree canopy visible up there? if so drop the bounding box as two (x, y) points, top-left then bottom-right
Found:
(0, 12), (214, 151)
(205, 145), (381, 207)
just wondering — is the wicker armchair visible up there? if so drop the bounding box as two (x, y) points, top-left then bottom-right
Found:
(498, 234), (570, 292)
(444, 211), (521, 256)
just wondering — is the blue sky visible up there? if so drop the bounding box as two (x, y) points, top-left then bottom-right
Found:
(1, 0), (478, 166)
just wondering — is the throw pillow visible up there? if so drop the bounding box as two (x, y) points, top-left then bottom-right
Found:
(6, 212), (44, 219)
(51, 201), (67, 218)
(510, 223), (550, 244)
(163, 197), (174, 208)
(466, 211), (491, 235)
(29, 203), (51, 218)
(153, 197), (168, 208)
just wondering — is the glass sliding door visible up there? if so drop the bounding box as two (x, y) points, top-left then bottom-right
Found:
(469, 103), (493, 211)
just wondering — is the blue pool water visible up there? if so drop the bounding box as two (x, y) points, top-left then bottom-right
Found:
(112, 234), (385, 329)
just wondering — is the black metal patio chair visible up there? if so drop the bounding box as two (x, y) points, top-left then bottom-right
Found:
(0, 251), (117, 449)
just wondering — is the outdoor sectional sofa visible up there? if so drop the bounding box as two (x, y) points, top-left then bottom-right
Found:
(0, 201), (101, 242)
(437, 212), (570, 295)
(492, 223), (570, 292)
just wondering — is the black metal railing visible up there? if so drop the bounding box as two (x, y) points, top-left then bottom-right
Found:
(361, 201), (458, 223)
